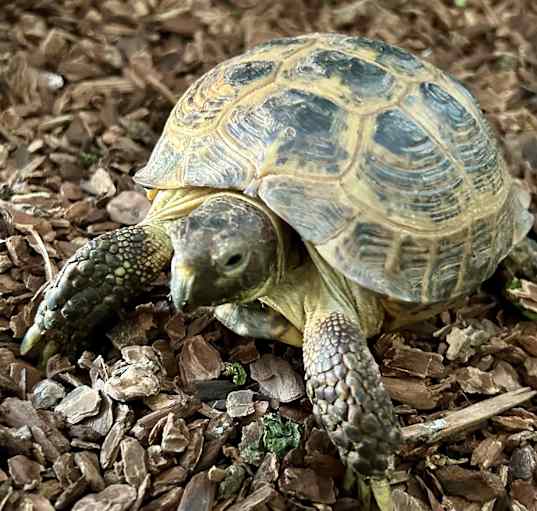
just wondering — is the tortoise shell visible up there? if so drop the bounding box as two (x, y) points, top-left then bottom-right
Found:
(136, 33), (533, 304)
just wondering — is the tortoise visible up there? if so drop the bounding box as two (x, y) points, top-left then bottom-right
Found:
(22, 32), (537, 496)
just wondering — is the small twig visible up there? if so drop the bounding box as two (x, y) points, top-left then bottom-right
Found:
(402, 387), (537, 443)
(28, 227), (56, 283)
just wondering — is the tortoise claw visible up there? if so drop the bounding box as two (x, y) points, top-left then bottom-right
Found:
(20, 322), (45, 356)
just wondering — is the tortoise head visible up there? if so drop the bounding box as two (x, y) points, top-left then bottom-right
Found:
(168, 194), (281, 311)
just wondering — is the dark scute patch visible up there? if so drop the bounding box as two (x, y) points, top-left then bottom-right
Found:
(298, 50), (395, 98)
(341, 36), (424, 74)
(420, 83), (473, 130)
(225, 60), (275, 86)
(373, 109), (430, 157)
(265, 89), (349, 173)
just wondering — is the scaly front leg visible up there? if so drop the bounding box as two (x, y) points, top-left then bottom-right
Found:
(21, 224), (172, 363)
(303, 311), (401, 510)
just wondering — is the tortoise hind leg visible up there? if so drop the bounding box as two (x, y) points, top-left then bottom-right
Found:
(303, 311), (401, 511)
(21, 224), (172, 363)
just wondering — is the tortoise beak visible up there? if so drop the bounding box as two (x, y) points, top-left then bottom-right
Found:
(171, 264), (195, 312)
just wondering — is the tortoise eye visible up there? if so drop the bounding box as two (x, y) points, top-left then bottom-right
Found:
(225, 254), (243, 267)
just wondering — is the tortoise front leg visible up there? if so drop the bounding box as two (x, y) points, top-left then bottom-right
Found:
(303, 311), (401, 510)
(21, 224), (172, 362)
(214, 302), (303, 347)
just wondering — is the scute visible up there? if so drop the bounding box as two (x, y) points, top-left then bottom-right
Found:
(223, 88), (354, 178)
(135, 33), (532, 303)
(258, 175), (353, 243)
(287, 49), (397, 101)
(339, 36), (425, 75)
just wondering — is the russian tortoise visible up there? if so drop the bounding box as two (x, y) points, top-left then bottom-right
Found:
(23, 34), (535, 485)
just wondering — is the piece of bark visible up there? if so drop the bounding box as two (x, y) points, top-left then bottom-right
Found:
(8, 455), (43, 490)
(250, 354), (305, 402)
(54, 476), (89, 510)
(161, 414), (190, 454)
(53, 452), (81, 487)
(492, 415), (535, 431)
(139, 487), (183, 511)
(72, 483), (137, 511)
(391, 489), (430, 511)
(31, 379), (66, 409)
(120, 437), (147, 487)
(177, 471), (216, 511)
(226, 389), (256, 418)
(470, 437), (504, 469)
(153, 465), (188, 492)
(226, 483), (283, 511)
(510, 445), (537, 480)
(0, 398), (70, 453)
(80, 388), (114, 438)
(178, 426), (204, 471)
(455, 367), (500, 395)
(104, 365), (160, 401)
(100, 405), (133, 470)
(279, 467), (336, 504)
(74, 452), (105, 492)
(383, 344), (445, 378)
(511, 479), (537, 510)
(492, 361), (523, 391)
(179, 335), (223, 384)
(18, 493), (55, 511)
(436, 466), (505, 502)
(253, 453), (280, 488)
(55, 386), (101, 424)
(0, 424), (35, 459)
(30, 425), (61, 464)
(515, 323), (537, 356)
(130, 398), (200, 443)
(383, 377), (446, 409)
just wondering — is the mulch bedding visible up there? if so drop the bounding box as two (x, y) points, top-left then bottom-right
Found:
(1, 1), (537, 510)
